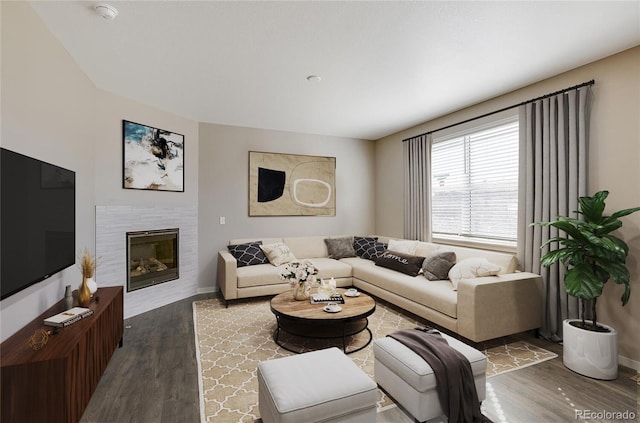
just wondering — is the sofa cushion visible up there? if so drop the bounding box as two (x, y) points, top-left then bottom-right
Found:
(350, 260), (457, 318)
(324, 236), (356, 259)
(227, 241), (269, 267)
(414, 242), (440, 257)
(237, 263), (286, 288)
(421, 251), (456, 281)
(310, 258), (353, 280)
(375, 250), (424, 277)
(283, 236), (328, 259)
(261, 242), (297, 266)
(388, 239), (419, 255)
(448, 257), (502, 289)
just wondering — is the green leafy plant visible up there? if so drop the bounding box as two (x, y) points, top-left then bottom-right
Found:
(535, 190), (640, 331)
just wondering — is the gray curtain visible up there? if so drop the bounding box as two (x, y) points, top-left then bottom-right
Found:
(403, 134), (432, 241)
(517, 86), (592, 341)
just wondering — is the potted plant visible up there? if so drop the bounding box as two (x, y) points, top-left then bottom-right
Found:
(536, 190), (640, 379)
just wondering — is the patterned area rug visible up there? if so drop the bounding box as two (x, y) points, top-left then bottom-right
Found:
(193, 297), (556, 423)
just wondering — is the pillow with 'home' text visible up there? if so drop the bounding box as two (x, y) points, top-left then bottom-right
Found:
(375, 250), (424, 277)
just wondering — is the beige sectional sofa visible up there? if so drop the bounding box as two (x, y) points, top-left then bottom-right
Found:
(217, 235), (542, 343)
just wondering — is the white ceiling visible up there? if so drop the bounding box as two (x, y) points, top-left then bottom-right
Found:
(28, 1), (640, 140)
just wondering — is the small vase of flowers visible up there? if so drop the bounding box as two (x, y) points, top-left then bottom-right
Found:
(280, 260), (319, 301)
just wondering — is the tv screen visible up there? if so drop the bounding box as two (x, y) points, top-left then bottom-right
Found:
(1, 148), (76, 300)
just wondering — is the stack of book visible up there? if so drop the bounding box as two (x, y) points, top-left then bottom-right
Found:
(44, 307), (94, 327)
(310, 293), (345, 304)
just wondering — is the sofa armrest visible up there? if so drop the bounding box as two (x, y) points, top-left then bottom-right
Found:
(457, 272), (543, 342)
(218, 250), (238, 301)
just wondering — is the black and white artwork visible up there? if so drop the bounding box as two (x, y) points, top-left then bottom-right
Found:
(123, 120), (184, 192)
(249, 151), (336, 216)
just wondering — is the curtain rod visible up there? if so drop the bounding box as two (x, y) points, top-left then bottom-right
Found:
(403, 79), (595, 142)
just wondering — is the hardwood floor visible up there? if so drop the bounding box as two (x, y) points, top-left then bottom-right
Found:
(81, 293), (638, 423)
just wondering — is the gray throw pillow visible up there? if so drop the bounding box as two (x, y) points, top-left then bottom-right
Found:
(324, 237), (357, 259)
(422, 251), (456, 281)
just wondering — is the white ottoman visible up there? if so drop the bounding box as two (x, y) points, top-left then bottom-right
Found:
(374, 334), (486, 422)
(258, 347), (378, 423)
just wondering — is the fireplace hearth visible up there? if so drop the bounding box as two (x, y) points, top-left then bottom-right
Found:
(127, 229), (179, 292)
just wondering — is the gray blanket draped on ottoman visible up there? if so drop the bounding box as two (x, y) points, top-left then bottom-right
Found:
(388, 328), (487, 423)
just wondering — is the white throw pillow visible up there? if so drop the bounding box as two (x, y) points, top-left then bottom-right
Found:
(260, 242), (297, 266)
(448, 257), (502, 290)
(387, 239), (419, 255)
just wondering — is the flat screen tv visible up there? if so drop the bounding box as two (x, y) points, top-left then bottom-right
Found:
(1, 148), (76, 300)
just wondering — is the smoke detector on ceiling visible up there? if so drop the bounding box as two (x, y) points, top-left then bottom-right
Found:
(94, 3), (119, 20)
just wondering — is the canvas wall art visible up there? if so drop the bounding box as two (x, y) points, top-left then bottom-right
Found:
(249, 151), (336, 216)
(123, 120), (184, 192)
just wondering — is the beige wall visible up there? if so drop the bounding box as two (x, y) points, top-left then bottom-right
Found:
(198, 123), (376, 292)
(1, 1), (97, 341)
(0, 2), (200, 342)
(376, 46), (640, 364)
(0, 1), (374, 342)
(93, 91), (199, 207)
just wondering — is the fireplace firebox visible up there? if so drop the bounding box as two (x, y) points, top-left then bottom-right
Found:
(127, 229), (179, 292)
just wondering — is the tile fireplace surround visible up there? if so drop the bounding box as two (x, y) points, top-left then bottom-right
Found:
(96, 205), (197, 318)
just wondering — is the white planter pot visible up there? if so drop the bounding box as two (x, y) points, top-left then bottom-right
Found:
(563, 319), (618, 380)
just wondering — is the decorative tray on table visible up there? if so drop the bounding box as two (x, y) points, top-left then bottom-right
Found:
(310, 293), (345, 304)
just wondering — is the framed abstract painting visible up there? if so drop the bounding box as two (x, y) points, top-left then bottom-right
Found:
(249, 151), (336, 216)
(122, 120), (184, 192)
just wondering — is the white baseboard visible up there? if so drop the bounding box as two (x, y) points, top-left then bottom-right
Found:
(618, 355), (640, 372)
(197, 287), (217, 295)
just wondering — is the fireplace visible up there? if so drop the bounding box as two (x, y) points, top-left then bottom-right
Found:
(127, 229), (179, 292)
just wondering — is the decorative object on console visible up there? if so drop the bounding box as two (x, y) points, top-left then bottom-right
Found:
(122, 120), (184, 192)
(79, 248), (98, 295)
(44, 307), (94, 328)
(64, 285), (73, 310)
(78, 277), (92, 307)
(535, 190), (640, 380)
(28, 329), (51, 351)
(279, 259), (318, 301)
(248, 151), (336, 216)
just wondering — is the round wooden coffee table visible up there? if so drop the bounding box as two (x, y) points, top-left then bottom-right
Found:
(270, 288), (376, 354)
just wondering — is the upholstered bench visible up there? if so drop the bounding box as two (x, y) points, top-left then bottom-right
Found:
(373, 334), (487, 422)
(257, 347), (378, 423)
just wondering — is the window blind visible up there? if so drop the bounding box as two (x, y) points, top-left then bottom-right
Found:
(431, 117), (519, 243)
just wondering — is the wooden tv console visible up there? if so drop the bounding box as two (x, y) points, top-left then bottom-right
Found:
(1, 286), (124, 423)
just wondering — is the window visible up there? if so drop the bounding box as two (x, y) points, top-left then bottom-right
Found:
(431, 116), (519, 247)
